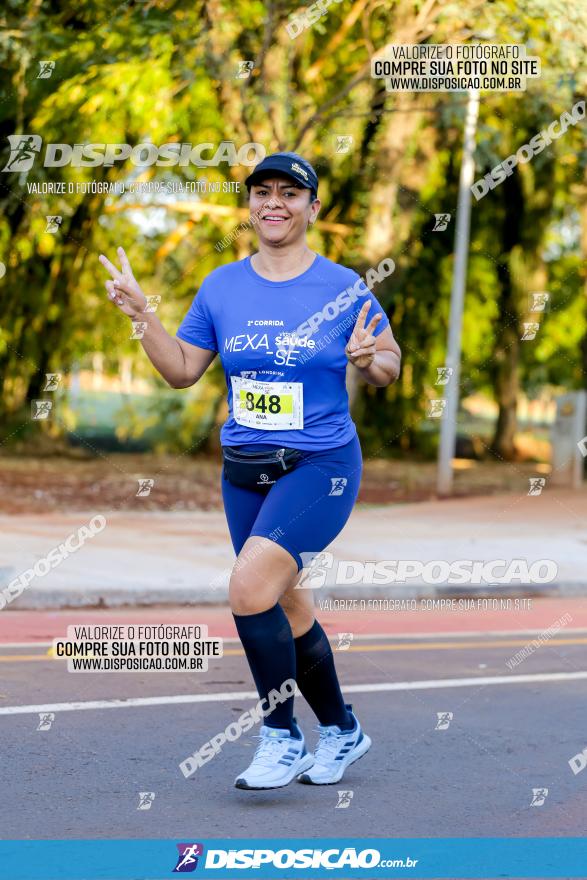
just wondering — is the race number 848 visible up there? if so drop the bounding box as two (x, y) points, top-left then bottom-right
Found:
(230, 376), (303, 430)
(241, 391), (292, 414)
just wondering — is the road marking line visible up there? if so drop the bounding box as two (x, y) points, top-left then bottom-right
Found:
(0, 655), (49, 662)
(344, 637), (587, 651)
(2, 628), (587, 649)
(0, 670), (586, 716)
(224, 637), (587, 655)
(0, 636), (586, 663)
(214, 638), (587, 660)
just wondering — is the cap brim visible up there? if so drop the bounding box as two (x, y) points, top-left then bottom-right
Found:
(245, 168), (311, 188)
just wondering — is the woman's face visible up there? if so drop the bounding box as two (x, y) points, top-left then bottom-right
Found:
(249, 175), (320, 246)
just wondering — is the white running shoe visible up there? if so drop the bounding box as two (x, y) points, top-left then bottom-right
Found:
(234, 720), (314, 790)
(297, 706), (371, 785)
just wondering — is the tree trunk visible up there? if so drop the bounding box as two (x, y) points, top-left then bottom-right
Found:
(578, 197), (587, 379)
(363, 93), (421, 264)
(491, 320), (519, 459)
(490, 172), (524, 459)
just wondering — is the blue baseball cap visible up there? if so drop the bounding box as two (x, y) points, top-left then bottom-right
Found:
(245, 151), (319, 196)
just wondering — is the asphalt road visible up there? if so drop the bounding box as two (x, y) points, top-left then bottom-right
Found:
(1, 603), (586, 846)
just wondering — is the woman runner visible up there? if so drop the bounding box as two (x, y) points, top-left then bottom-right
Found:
(99, 151), (401, 790)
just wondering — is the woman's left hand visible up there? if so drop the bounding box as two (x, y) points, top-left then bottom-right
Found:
(345, 301), (383, 369)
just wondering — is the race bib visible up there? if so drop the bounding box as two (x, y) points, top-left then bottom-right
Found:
(230, 376), (304, 430)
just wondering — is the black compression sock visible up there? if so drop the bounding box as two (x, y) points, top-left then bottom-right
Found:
(232, 604), (296, 733)
(294, 619), (353, 729)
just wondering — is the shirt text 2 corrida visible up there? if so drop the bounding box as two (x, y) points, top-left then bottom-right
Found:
(176, 254), (389, 451)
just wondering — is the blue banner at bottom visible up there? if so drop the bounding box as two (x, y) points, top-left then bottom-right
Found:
(1, 838), (586, 879)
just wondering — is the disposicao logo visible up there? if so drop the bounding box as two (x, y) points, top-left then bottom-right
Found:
(2, 136), (265, 171)
(173, 842), (204, 872)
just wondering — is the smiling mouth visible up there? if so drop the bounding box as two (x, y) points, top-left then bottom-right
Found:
(262, 215), (288, 224)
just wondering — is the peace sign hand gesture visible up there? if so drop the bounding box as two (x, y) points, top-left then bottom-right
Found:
(345, 301), (383, 369)
(99, 247), (148, 319)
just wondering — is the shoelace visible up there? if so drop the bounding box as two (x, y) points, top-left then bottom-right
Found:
(251, 734), (290, 767)
(313, 726), (344, 763)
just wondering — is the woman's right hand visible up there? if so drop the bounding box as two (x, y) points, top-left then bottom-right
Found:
(99, 247), (149, 319)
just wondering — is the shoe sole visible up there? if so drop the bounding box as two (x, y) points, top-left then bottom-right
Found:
(296, 734), (372, 785)
(234, 752), (314, 790)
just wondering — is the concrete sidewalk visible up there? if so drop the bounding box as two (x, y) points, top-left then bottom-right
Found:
(0, 489), (585, 608)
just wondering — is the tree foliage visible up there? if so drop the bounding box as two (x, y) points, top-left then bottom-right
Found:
(0, 0), (586, 459)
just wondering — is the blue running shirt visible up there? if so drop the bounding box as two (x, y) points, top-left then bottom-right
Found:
(176, 254), (390, 451)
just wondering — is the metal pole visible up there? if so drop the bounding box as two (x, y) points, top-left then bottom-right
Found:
(437, 88), (480, 495)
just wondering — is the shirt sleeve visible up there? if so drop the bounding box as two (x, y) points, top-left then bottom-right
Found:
(175, 278), (218, 352)
(344, 276), (390, 343)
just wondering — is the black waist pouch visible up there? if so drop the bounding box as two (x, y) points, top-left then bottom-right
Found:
(222, 446), (303, 491)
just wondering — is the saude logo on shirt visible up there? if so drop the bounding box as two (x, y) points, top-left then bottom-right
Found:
(224, 330), (316, 367)
(276, 332), (316, 348)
